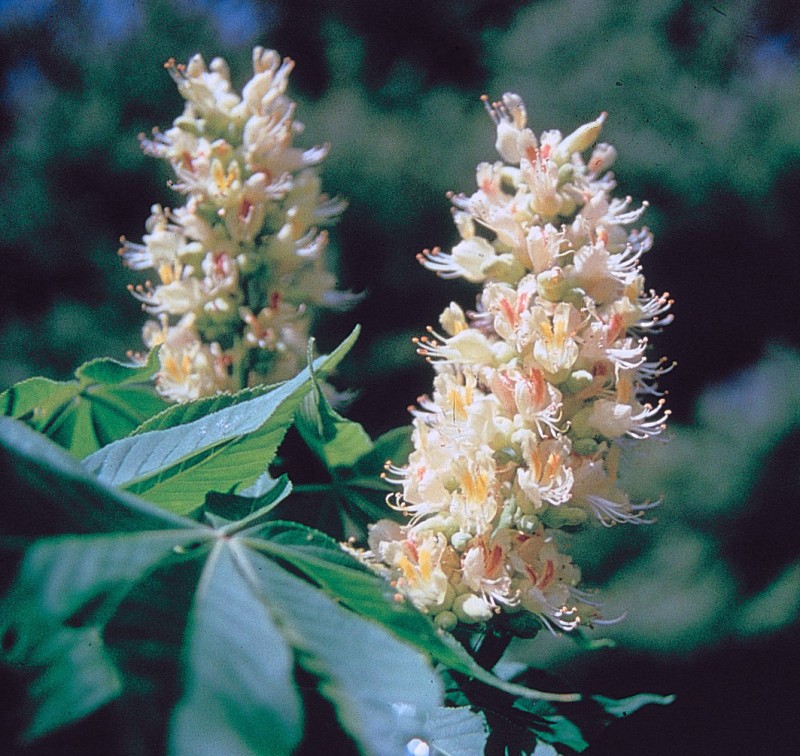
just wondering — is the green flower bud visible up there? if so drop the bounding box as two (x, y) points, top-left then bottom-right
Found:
(557, 162), (575, 186)
(541, 506), (588, 528)
(450, 531), (473, 552)
(536, 268), (566, 301)
(434, 610), (458, 632)
(562, 370), (594, 394)
(481, 253), (526, 284)
(569, 406), (595, 438)
(517, 514), (540, 533)
(573, 438), (599, 456)
(430, 584), (456, 614)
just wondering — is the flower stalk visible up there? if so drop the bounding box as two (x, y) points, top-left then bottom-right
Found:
(122, 48), (352, 402)
(362, 93), (673, 635)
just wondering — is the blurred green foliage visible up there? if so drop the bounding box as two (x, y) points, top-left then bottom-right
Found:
(1, 0), (799, 753)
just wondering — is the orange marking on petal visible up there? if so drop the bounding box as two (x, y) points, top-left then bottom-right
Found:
(239, 198), (253, 222)
(528, 368), (547, 407)
(544, 452), (561, 482)
(539, 559), (555, 589)
(181, 151), (194, 174)
(499, 298), (519, 327)
(607, 313), (624, 344)
(485, 544), (504, 576)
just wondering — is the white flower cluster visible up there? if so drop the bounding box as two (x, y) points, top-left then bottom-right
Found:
(365, 94), (672, 634)
(122, 48), (351, 401)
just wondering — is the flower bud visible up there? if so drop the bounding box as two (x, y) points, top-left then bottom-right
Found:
(453, 593), (494, 624)
(552, 113), (606, 165)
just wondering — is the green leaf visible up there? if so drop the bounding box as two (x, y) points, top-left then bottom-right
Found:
(82, 327), (359, 514)
(0, 529), (210, 739)
(170, 541), (303, 756)
(130, 381), (282, 436)
(354, 425), (414, 479)
(0, 416), (194, 537)
(513, 698), (589, 752)
(333, 425), (415, 529)
(481, 679), (675, 754)
(235, 543), (442, 756)
(422, 706), (489, 756)
(3, 401), (449, 751)
(74, 349), (162, 385)
(291, 423), (413, 534)
(204, 473), (293, 528)
(0, 349), (167, 457)
(216, 475), (294, 536)
(295, 357), (374, 470)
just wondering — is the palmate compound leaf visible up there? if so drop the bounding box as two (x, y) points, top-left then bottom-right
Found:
(0, 414), (443, 753)
(294, 340), (414, 480)
(293, 353), (415, 530)
(0, 347), (168, 458)
(82, 327), (359, 515)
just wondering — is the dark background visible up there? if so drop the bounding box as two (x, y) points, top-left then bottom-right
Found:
(1, 0), (799, 753)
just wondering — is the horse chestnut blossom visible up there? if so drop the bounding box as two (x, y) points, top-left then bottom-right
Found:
(122, 48), (352, 401)
(363, 94), (673, 634)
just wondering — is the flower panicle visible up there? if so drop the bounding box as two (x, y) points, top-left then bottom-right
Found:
(123, 48), (352, 402)
(360, 93), (672, 635)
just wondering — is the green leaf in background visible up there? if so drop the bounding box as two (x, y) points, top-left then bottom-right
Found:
(0, 348), (167, 458)
(292, 338), (415, 531)
(352, 424), (414, 482)
(81, 327), (359, 514)
(479, 681), (675, 754)
(292, 421), (414, 532)
(592, 692), (676, 720)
